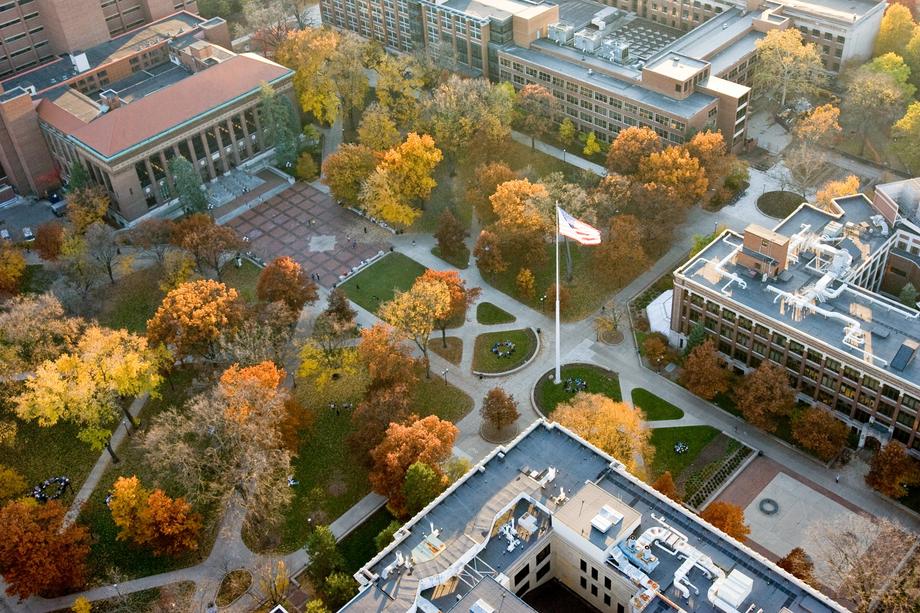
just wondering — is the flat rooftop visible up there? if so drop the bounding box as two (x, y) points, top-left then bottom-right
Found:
(767, 0), (884, 21)
(678, 195), (920, 386)
(342, 421), (845, 613)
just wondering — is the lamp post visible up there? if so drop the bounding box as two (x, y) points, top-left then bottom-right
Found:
(441, 368), (449, 383)
(562, 148), (566, 163)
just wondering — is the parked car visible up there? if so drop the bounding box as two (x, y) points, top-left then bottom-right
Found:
(50, 200), (67, 217)
(22, 226), (34, 241)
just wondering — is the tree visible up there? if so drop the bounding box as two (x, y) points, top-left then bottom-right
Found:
(558, 118), (577, 148)
(907, 28), (920, 90)
(753, 29), (825, 108)
(900, 281), (919, 306)
(866, 441), (920, 498)
(67, 186), (109, 234)
(379, 277), (451, 377)
(842, 66), (907, 155)
(794, 103), (842, 146)
(403, 461), (447, 516)
(582, 131), (601, 157)
(420, 76), (513, 160)
(637, 146), (708, 207)
(374, 520), (402, 552)
(736, 361), (795, 432)
(0, 465), (26, 501)
(144, 363), (293, 533)
(434, 209), (466, 259)
(369, 415), (458, 517)
(126, 218), (175, 268)
(490, 179), (549, 268)
(349, 383), (412, 461)
(305, 525), (344, 585)
(0, 246), (26, 294)
(700, 501), (750, 542)
(305, 601), (331, 613)
(0, 500), (90, 598)
(71, 596), (91, 613)
(652, 471), (680, 502)
(257, 256), (319, 312)
(593, 215), (647, 288)
(260, 83), (299, 169)
(327, 32), (370, 130)
(295, 152), (318, 181)
(516, 267), (535, 300)
(218, 302), (297, 369)
(147, 279), (244, 360)
(514, 84), (558, 149)
(416, 269), (480, 347)
(816, 175), (859, 210)
(321, 144), (378, 206)
(642, 333), (671, 371)
(473, 230), (507, 274)
(0, 294), (84, 375)
(58, 239), (104, 307)
(686, 130), (728, 187)
(109, 476), (201, 557)
(34, 221), (64, 261)
(109, 475), (149, 544)
(683, 321), (707, 354)
(552, 393), (654, 476)
(606, 126), (661, 175)
(867, 52), (917, 98)
(14, 326), (165, 460)
(783, 143), (829, 196)
(681, 339), (729, 400)
(875, 4), (916, 57)
(84, 221), (121, 284)
(791, 407), (848, 461)
(892, 101), (920, 173)
(808, 514), (919, 612)
(324, 287), (357, 329)
(244, 0), (315, 55)
(275, 29), (340, 125)
(466, 162), (517, 223)
(169, 156), (208, 213)
(357, 103), (401, 152)
(594, 307), (622, 342)
(158, 250), (196, 293)
(481, 387), (520, 432)
(375, 55), (423, 127)
(777, 547), (815, 585)
(171, 213), (243, 281)
(68, 161), (90, 191)
(356, 323), (419, 391)
(324, 572), (358, 610)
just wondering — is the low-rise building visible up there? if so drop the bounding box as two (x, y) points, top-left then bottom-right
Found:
(0, 11), (295, 225)
(341, 420), (845, 612)
(671, 183), (920, 457)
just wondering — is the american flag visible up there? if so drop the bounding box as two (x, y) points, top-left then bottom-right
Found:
(558, 207), (601, 245)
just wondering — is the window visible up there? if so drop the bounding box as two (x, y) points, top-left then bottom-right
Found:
(591, 584), (598, 597)
(604, 595), (611, 606)
(514, 565), (530, 585)
(536, 562), (551, 580)
(536, 544), (550, 564)
(604, 577), (611, 589)
(591, 567), (598, 580)
(580, 577), (587, 589)
(580, 559), (587, 572)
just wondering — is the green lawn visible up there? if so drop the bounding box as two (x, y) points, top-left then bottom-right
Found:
(631, 388), (684, 421)
(472, 329), (537, 374)
(431, 246), (470, 270)
(20, 264), (56, 294)
(77, 369), (215, 583)
(339, 253), (427, 313)
(96, 266), (165, 333)
(430, 336), (463, 366)
(339, 507), (398, 573)
(534, 364), (622, 416)
(756, 191), (803, 219)
(284, 371), (472, 551)
(221, 259), (262, 303)
(649, 426), (721, 479)
(476, 302), (516, 325)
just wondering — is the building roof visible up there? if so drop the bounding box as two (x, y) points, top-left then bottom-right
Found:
(766, 0), (885, 23)
(342, 421), (846, 613)
(49, 53), (291, 160)
(677, 194), (920, 389)
(448, 577), (537, 612)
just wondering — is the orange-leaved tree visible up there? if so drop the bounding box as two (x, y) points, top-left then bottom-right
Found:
(777, 547), (815, 585)
(369, 415), (458, 517)
(865, 441), (920, 499)
(147, 279), (244, 360)
(257, 256), (319, 313)
(735, 361), (795, 432)
(356, 323), (419, 391)
(605, 126), (661, 176)
(791, 406), (848, 462)
(681, 339), (730, 400)
(652, 471), (681, 502)
(592, 215), (648, 289)
(466, 162), (518, 223)
(0, 500), (90, 598)
(109, 475), (201, 557)
(416, 269), (481, 347)
(637, 145), (708, 207)
(700, 501), (750, 542)
(219, 361), (286, 423)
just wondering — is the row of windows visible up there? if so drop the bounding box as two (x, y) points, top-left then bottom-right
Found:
(578, 559), (626, 612)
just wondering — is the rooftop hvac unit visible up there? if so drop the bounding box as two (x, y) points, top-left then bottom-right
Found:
(612, 41), (629, 63)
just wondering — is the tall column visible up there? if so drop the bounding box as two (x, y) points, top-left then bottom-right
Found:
(239, 112), (255, 160)
(144, 157), (163, 205)
(159, 150), (176, 196)
(213, 122), (230, 174)
(225, 118), (242, 166)
(199, 130), (218, 180)
(253, 109), (265, 150)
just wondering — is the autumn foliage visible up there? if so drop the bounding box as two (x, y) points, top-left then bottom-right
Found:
(480, 387), (520, 432)
(0, 246), (26, 295)
(357, 323), (419, 390)
(652, 471), (681, 502)
(321, 143), (378, 205)
(257, 256), (319, 313)
(700, 501), (750, 542)
(865, 442), (920, 499)
(735, 361), (795, 432)
(791, 407), (848, 461)
(109, 475), (202, 557)
(219, 361), (286, 422)
(34, 222), (65, 261)
(681, 339), (729, 400)
(606, 127), (661, 175)
(777, 547), (815, 585)
(0, 500), (90, 598)
(369, 415), (458, 517)
(147, 279), (244, 360)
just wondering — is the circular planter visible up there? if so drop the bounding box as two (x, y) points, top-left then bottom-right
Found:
(216, 569), (252, 608)
(758, 498), (779, 516)
(480, 422), (521, 444)
(471, 328), (540, 377)
(532, 363), (622, 418)
(756, 191), (803, 219)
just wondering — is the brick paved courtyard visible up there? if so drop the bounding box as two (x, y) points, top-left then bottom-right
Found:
(226, 182), (391, 287)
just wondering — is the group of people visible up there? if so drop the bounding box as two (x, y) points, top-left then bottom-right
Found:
(491, 341), (517, 359)
(33, 476), (72, 503)
(563, 377), (588, 394)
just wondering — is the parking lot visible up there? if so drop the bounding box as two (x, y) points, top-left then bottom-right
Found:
(0, 198), (57, 242)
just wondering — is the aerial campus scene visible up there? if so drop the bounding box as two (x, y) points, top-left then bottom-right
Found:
(1, 0), (920, 612)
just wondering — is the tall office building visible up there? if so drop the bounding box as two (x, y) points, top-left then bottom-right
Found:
(0, 0), (197, 80)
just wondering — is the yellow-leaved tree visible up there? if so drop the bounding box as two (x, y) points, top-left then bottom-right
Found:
(815, 175), (860, 211)
(552, 393), (654, 477)
(14, 326), (166, 461)
(379, 277), (451, 378)
(275, 28), (340, 125)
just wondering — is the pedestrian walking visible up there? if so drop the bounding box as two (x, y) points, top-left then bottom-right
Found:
(356, 284), (360, 291)
(364, 226), (368, 234)
(411, 239), (416, 247)
(835, 474), (840, 483)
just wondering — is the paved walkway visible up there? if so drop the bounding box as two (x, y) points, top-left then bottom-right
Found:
(510, 130), (607, 176)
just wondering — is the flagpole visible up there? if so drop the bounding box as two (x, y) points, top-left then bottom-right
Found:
(555, 204), (561, 384)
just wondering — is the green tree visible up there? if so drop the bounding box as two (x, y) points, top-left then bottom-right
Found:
(875, 4), (916, 57)
(305, 526), (344, 585)
(403, 461), (446, 516)
(892, 101), (920, 173)
(260, 83), (299, 171)
(67, 161), (90, 191)
(169, 156), (208, 213)
(374, 520), (401, 551)
(683, 322), (706, 355)
(900, 282), (919, 307)
(867, 52), (917, 98)
(323, 572), (358, 610)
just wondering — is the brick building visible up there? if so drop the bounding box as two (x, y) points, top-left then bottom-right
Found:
(0, 12), (296, 224)
(671, 184), (920, 458)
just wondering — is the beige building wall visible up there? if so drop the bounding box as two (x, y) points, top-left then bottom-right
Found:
(0, 90), (56, 194)
(35, 0), (110, 53)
